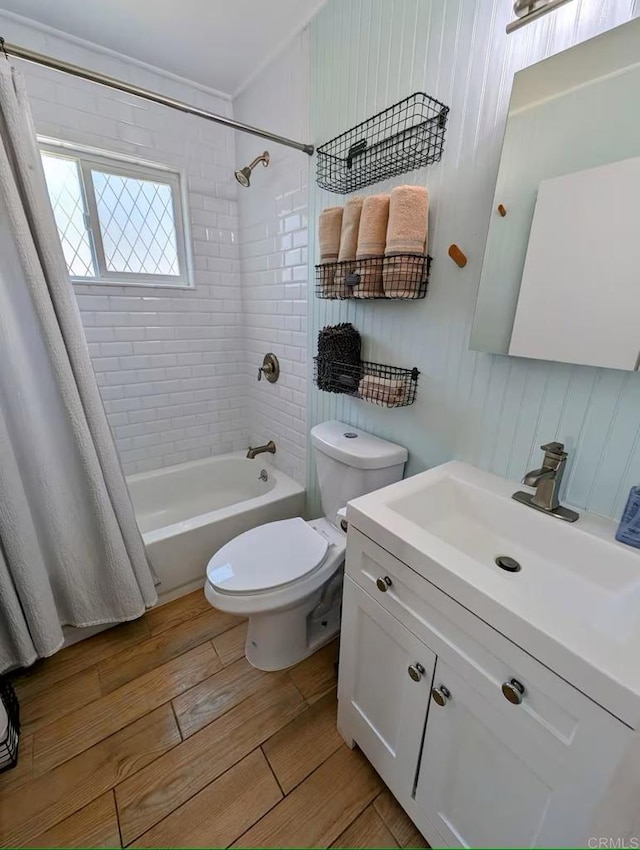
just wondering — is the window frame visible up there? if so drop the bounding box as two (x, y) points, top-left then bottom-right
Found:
(39, 138), (194, 290)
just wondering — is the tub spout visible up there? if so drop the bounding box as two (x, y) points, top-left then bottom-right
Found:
(246, 440), (276, 459)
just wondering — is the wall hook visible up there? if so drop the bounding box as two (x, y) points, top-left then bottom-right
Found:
(448, 244), (467, 268)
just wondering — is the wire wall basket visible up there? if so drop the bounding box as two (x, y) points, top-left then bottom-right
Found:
(0, 679), (20, 773)
(316, 254), (431, 300)
(314, 358), (419, 408)
(316, 92), (449, 194)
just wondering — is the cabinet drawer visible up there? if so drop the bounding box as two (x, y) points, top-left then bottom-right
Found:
(345, 526), (629, 764)
(347, 525), (423, 631)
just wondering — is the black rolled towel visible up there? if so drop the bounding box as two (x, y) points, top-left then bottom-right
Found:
(316, 323), (363, 393)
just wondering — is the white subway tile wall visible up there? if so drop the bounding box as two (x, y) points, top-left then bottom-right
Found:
(2, 15), (249, 474)
(2, 14), (312, 482)
(235, 30), (310, 486)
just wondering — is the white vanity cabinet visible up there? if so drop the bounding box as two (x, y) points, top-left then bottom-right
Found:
(338, 577), (436, 802)
(338, 526), (634, 849)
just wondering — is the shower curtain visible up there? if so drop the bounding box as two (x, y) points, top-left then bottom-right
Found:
(0, 61), (156, 672)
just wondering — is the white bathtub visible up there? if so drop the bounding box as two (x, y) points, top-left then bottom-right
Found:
(127, 452), (305, 600)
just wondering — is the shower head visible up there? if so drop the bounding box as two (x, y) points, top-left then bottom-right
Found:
(234, 151), (270, 187)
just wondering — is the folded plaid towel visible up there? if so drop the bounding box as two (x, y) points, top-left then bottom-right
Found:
(358, 374), (408, 406)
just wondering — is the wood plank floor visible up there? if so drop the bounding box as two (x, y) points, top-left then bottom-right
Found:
(3, 591), (428, 848)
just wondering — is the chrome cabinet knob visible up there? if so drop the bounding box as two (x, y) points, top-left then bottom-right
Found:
(431, 685), (451, 706)
(376, 576), (392, 592)
(501, 678), (525, 705)
(408, 663), (425, 682)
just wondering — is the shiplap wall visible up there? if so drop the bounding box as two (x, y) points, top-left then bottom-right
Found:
(307, 0), (640, 520)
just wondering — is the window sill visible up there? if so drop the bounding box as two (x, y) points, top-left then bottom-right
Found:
(70, 278), (195, 291)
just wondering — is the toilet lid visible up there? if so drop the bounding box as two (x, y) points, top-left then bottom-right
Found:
(206, 517), (329, 594)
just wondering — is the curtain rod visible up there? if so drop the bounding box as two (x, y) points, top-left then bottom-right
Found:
(0, 38), (315, 156)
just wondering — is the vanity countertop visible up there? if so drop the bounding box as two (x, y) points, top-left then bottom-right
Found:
(347, 460), (640, 729)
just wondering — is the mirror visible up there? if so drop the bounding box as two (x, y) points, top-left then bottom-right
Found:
(470, 18), (640, 370)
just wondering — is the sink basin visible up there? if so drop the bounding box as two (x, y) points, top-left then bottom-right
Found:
(347, 461), (640, 728)
(390, 473), (636, 599)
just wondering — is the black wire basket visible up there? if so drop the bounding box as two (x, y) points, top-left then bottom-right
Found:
(316, 92), (449, 194)
(314, 358), (419, 408)
(0, 678), (20, 773)
(316, 254), (432, 300)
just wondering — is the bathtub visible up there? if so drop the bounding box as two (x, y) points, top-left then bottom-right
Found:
(127, 452), (305, 601)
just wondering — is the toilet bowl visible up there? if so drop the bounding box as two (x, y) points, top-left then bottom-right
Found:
(204, 420), (407, 671)
(205, 516), (346, 670)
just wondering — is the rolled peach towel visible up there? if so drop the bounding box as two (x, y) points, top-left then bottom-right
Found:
(383, 185), (428, 297)
(385, 185), (428, 254)
(383, 254), (428, 298)
(334, 196), (364, 298)
(358, 374), (408, 406)
(354, 194), (390, 297)
(338, 196), (364, 261)
(319, 206), (343, 296)
(319, 206), (344, 262)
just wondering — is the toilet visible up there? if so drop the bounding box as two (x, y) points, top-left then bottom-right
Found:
(204, 420), (407, 671)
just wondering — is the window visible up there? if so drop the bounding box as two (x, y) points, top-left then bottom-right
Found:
(40, 143), (192, 288)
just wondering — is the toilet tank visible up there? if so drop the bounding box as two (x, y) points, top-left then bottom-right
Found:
(310, 420), (408, 525)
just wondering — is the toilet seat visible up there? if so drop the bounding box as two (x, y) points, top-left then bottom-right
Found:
(206, 517), (329, 594)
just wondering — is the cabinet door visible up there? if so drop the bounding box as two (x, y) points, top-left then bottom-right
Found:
(338, 577), (436, 802)
(414, 656), (629, 849)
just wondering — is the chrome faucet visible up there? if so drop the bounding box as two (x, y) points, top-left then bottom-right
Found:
(512, 441), (579, 522)
(246, 440), (276, 460)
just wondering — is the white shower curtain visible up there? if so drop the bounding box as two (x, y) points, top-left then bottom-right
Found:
(0, 61), (157, 671)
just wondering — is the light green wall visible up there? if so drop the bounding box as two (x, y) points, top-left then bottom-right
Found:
(306, 0), (640, 520)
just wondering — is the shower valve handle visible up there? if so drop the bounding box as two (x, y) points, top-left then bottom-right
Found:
(257, 353), (280, 383)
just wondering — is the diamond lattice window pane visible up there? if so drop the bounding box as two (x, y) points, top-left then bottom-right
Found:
(91, 171), (180, 276)
(41, 153), (95, 277)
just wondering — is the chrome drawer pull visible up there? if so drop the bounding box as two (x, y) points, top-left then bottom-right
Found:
(408, 663), (425, 682)
(376, 576), (392, 592)
(431, 685), (451, 706)
(501, 678), (525, 705)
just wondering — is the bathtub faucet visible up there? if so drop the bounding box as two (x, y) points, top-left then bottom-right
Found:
(246, 440), (276, 460)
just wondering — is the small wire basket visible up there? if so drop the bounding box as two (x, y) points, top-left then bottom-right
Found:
(0, 678), (20, 773)
(316, 92), (449, 194)
(315, 254), (431, 300)
(314, 358), (419, 408)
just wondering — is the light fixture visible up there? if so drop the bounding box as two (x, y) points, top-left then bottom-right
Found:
(506, 0), (574, 33)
